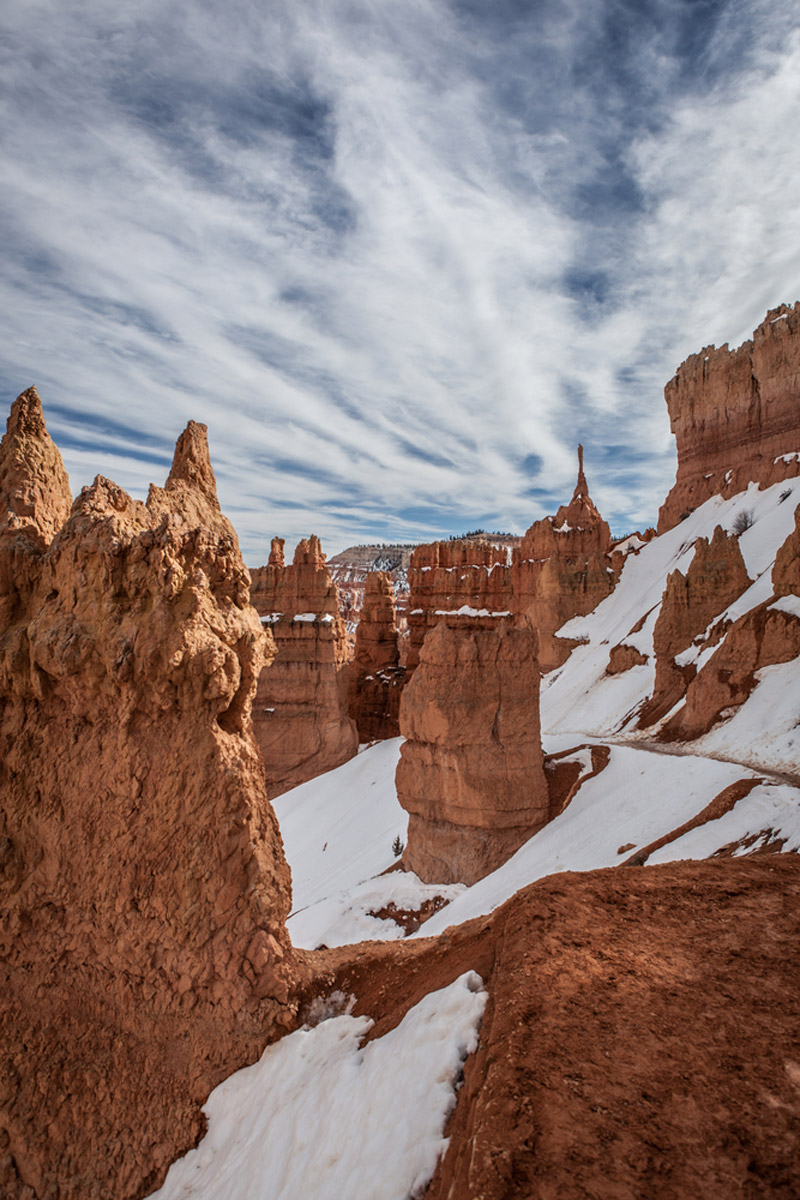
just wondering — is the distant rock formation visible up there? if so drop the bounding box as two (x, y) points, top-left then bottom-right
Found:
(658, 303), (800, 532)
(662, 508), (800, 741)
(396, 620), (549, 885)
(0, 391), (300, 1198)
(347, 570), (405, 741)
(250, 535), (358, 796)
(328, 543), (415, 632)
(406, 541), (513, 671)
(638, 526), (751, 727)
(513, 445), (617, 671)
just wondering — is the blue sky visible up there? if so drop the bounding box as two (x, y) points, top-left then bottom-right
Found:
(2, 0), (799, 561)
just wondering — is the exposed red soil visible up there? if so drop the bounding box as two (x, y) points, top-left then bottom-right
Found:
(306, 854), (800, 1200)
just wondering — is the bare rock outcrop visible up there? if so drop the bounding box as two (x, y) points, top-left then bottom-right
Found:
(662, 508), (800, 740)
(0, 393), (300, 1198)
(347, 570), (406, 741)
(0, 385), (72, 542)
(658, 303), (800, 532)
(250, 535), (358, 795)
(638, 525), (751, 726)
(406, 540), (513, 671)
(396, 620), (549, 885)
(513, 445), (617, 671)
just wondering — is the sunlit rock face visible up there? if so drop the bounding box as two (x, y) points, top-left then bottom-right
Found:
(347, 570), (406, 742)
(396, 619), (549, 886)
(0, 391), (301, 1199)
(512, 446), (617, 672)
(250, 534), (358, 796)
(638, 525), (752, 728)
(661, 506), (800, 742)
(658, 303), (800, 533)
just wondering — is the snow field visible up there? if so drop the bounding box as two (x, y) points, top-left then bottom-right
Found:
(148, 971), (487, 1200)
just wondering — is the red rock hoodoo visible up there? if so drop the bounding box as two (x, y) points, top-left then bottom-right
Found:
(347, 570), (406, 741)
(250, 535), (358, 795)
(0, 392), (300, 1199)
(512, 445), (617, 671)
(406, 540), (513, 671)
(658, 303), (800, 532)
(638, 525), (752, 727)
(396, 619), (549, 885)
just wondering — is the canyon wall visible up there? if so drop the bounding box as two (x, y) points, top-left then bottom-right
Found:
(250, 535), (358, 795)
(658, 303), (800, 532)
(0, 390), (300, 1199)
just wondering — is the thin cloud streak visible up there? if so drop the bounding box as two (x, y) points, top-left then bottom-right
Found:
(1, 0), (799, 560)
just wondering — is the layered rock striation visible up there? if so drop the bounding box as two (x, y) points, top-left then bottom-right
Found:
(347, 570), (405, 741)
(250, 535), (358, 795)
(396, 620), (549, 885)
(0, 391), (300, 1199)
(659, 303), (800, 532)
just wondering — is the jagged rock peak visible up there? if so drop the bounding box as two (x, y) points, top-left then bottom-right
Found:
(165, 420), (219, 504)
(0, 385), (72, 543)
(269, 536), (285, 568)
(294, 534), (326, 568)
(573, 443), (588, 499)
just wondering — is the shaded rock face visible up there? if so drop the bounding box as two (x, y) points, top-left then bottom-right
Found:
(396, 621), (549, 885)
(639, 526), (751, 727)
(0, 393), (299, 1198)
(513, 445), (617, 672)
(250, 535), (358, 796)
(658, 303), (800, 533)
(406, 541), (513, 671)
(662, 508), (800, 741)
(347, 570), (406, 742)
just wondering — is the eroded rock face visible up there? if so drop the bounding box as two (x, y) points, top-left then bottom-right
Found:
(513, 446), (617, 671)
(0, 394), (300, 1198)
(396, 620), (549, 885)
(662, 508), (800, 740)
(406, 541), (513, 671)
(0, 385), (72, 542)
(250, 535), (358, 795)
(639, 526), (751, 727)
(658, 303), (800, 532)
(347, 570), (405, 741)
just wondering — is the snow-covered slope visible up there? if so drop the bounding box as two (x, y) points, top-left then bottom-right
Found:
(149, 972), (486, 1200)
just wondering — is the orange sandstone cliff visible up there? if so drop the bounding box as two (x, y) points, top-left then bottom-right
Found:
(0, 390), (300, 1200)
(250, 535), (358, 795)
(658, 303), (800, 532)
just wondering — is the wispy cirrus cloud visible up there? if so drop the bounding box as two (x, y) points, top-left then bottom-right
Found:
(1, 0), (799, 559)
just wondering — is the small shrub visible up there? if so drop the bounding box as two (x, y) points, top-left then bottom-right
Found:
(392, 835), (405, 857)
(779, 488), (793, 503)
(732, 509), (753, 535)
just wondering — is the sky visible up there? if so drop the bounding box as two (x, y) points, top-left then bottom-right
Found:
(2, 0), (800, 562)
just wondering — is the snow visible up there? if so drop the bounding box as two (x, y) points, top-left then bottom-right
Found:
(148, 971), (487, 1200)
(433, 606), (511, 618)
(649, 783), (800, 862)
(774, 451), (800, 464)
(770, 594), (800, 618)
(292, 612), (333, 623)
(273, 740), (407, 917)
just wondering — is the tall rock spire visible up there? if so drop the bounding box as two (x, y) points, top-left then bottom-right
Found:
(0, 386), (72, 543)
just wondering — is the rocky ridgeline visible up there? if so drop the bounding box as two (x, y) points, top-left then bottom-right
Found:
(250, 536), (358, 796)
(658, 302), (800, 531)
(0, 389), (300, 1198)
